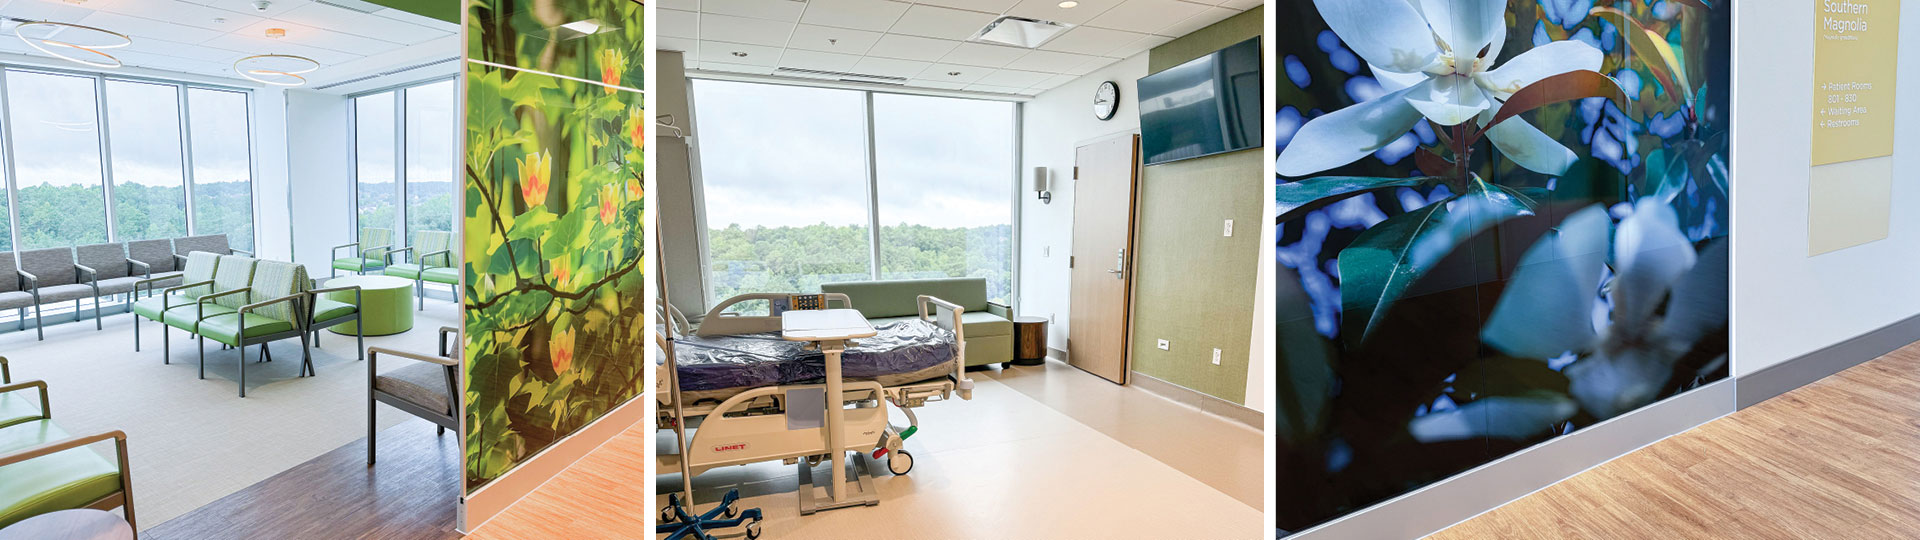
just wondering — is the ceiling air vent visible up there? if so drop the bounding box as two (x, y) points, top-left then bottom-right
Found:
(970, 16), (1071, 48)
(772, 67), (907, 86)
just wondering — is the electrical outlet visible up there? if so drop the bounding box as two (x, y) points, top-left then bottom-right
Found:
(1157, 339), (1170, 351)
(1049, 313), (1055, 323)
(1212, 348), (1222, 365)
(1223, 219), (1234, 237)
(1043, 246), (1050, 257)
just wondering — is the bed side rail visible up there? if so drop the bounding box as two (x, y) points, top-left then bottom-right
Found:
(917, 294), (974, 399)
(696, 292), (852, 336)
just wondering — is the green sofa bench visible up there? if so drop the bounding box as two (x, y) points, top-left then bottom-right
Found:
(0, 363), (134, 531)
(383, 230), (459, 311)
(821, 277), (1013, 368)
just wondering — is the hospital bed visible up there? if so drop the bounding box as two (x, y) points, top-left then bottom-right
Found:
(656, 292), (975, 515)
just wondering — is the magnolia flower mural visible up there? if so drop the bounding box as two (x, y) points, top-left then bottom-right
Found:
(1273, 0), (1730, 533)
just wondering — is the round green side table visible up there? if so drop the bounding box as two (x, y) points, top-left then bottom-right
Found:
(324, 275), (415, 336)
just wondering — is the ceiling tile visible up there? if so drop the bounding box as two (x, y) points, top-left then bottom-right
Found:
(851, 56), (930, 78)
(778, 49), (862, 72)
(964, 83), (1026, 94)
(1155, 6), (1235, 37)
(907, 79), (970, 90)
(193, 0), (301, 18)
(888, 4), (996, 40)
(371, 7), (456, 29)
(912, 0), (1021, 14)
(703, 0), (805, 22)
(867, 34), (959, 62)
(6, 0), (112, 24)
(1006, 49), (1097, 73)
(700, 13), (794, 47)
(1086, 0), (1207, 34)
(234, 19), (401, 56)
(696, 40), (783, 67)
(75, 11), (224, 45)
(657, 36), (698, 54)
(277, 3), (450, 46)
(698, 61), (776, 75)
(1105, 33), (1172, 58)
(101, 0), (263, 31)
(660, 9), (699, 39)
(200, 33), (357, 65)
(1030, 73), (1078, 90)
(975, 68), (1050, 87)
(1040, 25), (1145, 56)
(916, 63), (988, 84)
(786, 24), (881, 55)
(657, 0), (699, 10)
(1005, 0), (1126, 25)
(798, 0), (911, 32)
(1063, 55), (1119, 75)
(938, 42), (1028, 68)
(123, 36), (246, 63)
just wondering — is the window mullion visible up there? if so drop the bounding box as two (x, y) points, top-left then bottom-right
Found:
(179, 85), (197, 235)
(863, 90), (880, 280)
(0, 71), (20, 251)
(94, 76), (116, 242)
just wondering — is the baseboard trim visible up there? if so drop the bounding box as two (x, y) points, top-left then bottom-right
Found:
(1127, 371), (1261, 429)
(1737, 313), (1920, 408)
(460, 394), (646, 533)
(1287, 379), (1734, 539)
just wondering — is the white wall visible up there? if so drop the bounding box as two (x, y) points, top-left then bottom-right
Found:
(1732, 1), (1920, 375)
(282, 89), (354, 273)
(1018, 53), (1147, 350)
(252, 87), (293, 261)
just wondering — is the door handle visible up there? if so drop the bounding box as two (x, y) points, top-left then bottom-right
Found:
(1108, 248), (1125, 280)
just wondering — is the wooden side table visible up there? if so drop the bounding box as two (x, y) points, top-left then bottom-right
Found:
(0, 509), (133, 540)
(1012, 316), (1048, 366)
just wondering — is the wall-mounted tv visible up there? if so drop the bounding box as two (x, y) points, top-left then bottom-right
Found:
(1138, 36), (1262, 166)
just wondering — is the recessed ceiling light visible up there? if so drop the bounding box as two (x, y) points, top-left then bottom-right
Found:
(948, 71), (961, 76)
(264, 28), (285, 38)
(1058, 1), (1078, 7)
(732, 51), (748, 57)
(560, 19), (602, 34)
(213, 17), (228, 24)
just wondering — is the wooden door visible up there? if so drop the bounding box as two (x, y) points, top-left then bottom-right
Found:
(1067, 134), (1140, 385)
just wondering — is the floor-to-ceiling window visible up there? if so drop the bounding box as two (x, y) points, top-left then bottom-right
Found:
(104, 80), (188, 241)
(691, 79), (1017, 305)
(5, 70), (109, 249)
(185, 88), (255, 252)
(351, 78), (458, 246)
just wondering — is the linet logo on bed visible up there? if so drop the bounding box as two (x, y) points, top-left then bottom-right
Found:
(713, 443), (749, 453)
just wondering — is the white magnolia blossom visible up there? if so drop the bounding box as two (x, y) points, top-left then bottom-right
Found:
(1278, 0), (1605, 178)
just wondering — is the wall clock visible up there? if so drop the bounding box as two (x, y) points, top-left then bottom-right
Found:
(1093, 80), (1118, 121)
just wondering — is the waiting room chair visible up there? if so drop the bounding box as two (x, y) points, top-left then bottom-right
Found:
(366, 326), (460, 465)
(305, 282), (365, 365)
(0, 375), (134, 532)
(172, 234), (250, 269)
(126, 239), (183, 296)
(383, 230), (457, 310)
(158, 255), (254, 368)
(18, 248), (98, 337)
(75, 243), (144, 330)
(332, 228), (394, 278)
(0, 357), (48, 430)
(194, 260), (311, 397)
(132, 252), (221, 357)
(0, 254), (40, 341)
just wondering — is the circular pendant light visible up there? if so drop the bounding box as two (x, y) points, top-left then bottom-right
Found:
(233, 54), (320, 87)
(13, 20), (132, 69)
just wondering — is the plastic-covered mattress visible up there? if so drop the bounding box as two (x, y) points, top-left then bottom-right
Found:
(667, 318), (957, 393)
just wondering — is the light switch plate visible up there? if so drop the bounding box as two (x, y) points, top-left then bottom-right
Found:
(1157, 339), (1170, 351)
(1211, 348), (1222, 365)
(1223, 219), (1234, 237)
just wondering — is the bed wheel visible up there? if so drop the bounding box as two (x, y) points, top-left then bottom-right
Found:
(1001, 362), (1012, 369)
(745, 519), (763, 540)
(724, 505), (739, 519)
(888, 450), (914, 475)
(659, 506), (677, 524)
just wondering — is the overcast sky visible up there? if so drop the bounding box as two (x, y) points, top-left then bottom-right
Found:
(1, 69), (256, 193)
(692, 79), (1014, 230)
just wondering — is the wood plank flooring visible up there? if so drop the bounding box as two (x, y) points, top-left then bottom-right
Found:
(143, 418), (463, 540)
(465, 421), (647, 539)
(1434, 342), (1920, 539)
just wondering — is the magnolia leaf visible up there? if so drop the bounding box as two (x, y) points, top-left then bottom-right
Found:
(1338, 183), (1533, 344)
(1276, 266), (1335, 446)
(1589, 7), (1688, 104)
(1277, 176), (1446, 222)
(1486, 71), (1630, 131)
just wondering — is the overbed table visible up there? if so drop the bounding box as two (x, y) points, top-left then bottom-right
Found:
(780, 308), (879, 513)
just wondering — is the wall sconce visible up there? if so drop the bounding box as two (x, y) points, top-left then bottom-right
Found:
(1032, 167), (1052, 204)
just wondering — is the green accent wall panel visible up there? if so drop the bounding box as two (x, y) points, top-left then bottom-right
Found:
(462, 0), (645, 492)
(1128, 6), (1263, 404)
(364, 0), (460, 24)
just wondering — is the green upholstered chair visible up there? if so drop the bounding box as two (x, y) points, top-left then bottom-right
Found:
(0, 376), (133, 531)
(195, 260), (311, 397)
(306, 281), (366, 366)
(820, 277), (1014, 368)
(0, 358), (48, 430)
(332, 228), (394, 278)
(0, 254), (39, 341)
(383, 230), (457, 310)
(132, 252), (221, 359)
(160, 255), (255, 368)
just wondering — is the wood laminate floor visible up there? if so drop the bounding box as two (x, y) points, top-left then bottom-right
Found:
(143, 418), (463, 540)
(1434, 341), (1920, 539)
(465, 421), (647, 539)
